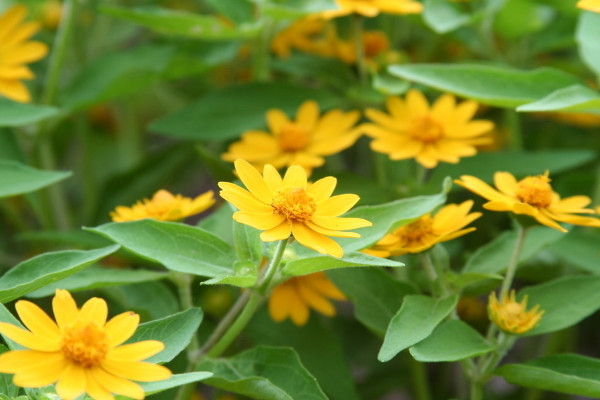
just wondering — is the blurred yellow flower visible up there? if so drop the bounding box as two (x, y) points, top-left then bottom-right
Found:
(40, 0), (62, 30)
(362, 90), (494, 168)
(110, 189), (215, 222)
(0, 5), (49, 103)
(269, 272), (346, 325)
(363, 201), (481, 257)
(218, 159), (372, 257)
(320, 0), (423, 18)
(488, 290), (544, 334)
(0, 289), (171, 400)
(455, 171), (600, 232)
(222, 100), (362, 174)
(331, 30), (390, 68)
(577, 0), (600, 12)
(271, 18), (327, 58)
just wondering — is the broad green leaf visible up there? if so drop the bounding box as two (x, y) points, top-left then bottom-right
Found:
(388, 64), (581, 107)
(0, 245), (119, 303)
(495, 354), (600, 397)
(100, 5), (260, 39)
(0, 160), (71, 198)
(517, 84), (600, 114)
(576, 12), (600, 77)
(198, 346), (328, 400)
(140, 372), (213, 395)
(205, 0), (254, 24)
(494, 0), (554, 39)
(378, 294), (458, 362)
(423, 0), (470, 34)
(409, 320), (495, 362)
(548, 231), (600, 274)
(233, 219), (263, 265)
(0, 100), (58, 127)
(328, 268), (417, 336)
(0, 345), (19, 397)
(201, 260), (258, 287)
(521, 276), (600, 336)
(26, 266), (168, 298)
(129, 308), (203, 363)
(0, 302), (26, 349)
(87, 220), (236, 278)
(199, 202), (235, 244)
(373, 72), (411, 96)
(103, 281), (179, 321)
(283, 251), (403, 277)
(150, 82), (341, 141)
(463, 226), (565, 274)
(263, 0), (337, 19)
(446, 272), (503, 292)
(272, 54), (355, 90)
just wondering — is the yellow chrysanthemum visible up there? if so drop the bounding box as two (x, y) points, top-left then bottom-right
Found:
(577, 0), (600, 12)
(222, 100), (362, 174)
(488, 290), (544, 334)
(361, 90), (494, 169)
(319, 0), (423, 19)
(218, 159), (372, 258)
(110, 189), (215, 222)
(455, 171), (600, 232)
(363, 201), (481, 257)
(0, 5), (49, 103)
(0, 289), (171, 400)
(269, 272), (346, 326)
(270, 17), (327, 58)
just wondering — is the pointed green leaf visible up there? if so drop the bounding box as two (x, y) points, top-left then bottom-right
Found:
(548, 230), (600, 274)
(576, 12), (600, 77)
(233, 219), (263, 265)
(409, 320), (495, 362)
(283, 251), (403, 277)
(0, 345), (19, 397)
(423, 0), (471, 34)
(140, 372), (213, 395)
(517, 84), (600, 114)
(0, 245), (120, 303)
(198, 346), (328, 400)
(379, 294), (458, 362)
(0, 100), (58, 127)
(87, 220), (236, 278)
(0, 160), (71, 198)
(495, 354), (600, 397)
(494, 0), (554, 39)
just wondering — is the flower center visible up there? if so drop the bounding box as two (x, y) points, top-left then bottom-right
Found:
(515, 173), (553, 208)
(502, 302), (525, 318)
(271, 187), (316, 222)
(363, 33), (388, 58)
(61, 321), (109, 368)
(396, 215), (435, 247)
(277, 124), (311, 152)
(409, 116), (444, 142)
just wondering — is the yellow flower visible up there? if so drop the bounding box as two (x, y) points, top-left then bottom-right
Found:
(0, 289), (171, 400)
(330, 30), (390, 68)
(363, 201), (481, 257)
(577, 0), (600, 12)
(362, 90), (494, 169)
(218, 159), (372, 258)
(455, 171), (600, 232)
(110, 189), (215, 222)
(40, 0), (63, 30)
(488, 290), (544, 334)
(270, 17), (327, 58)
(269, 272), (346, 326)
(320, 0), (423, 18)
(222, 100), (362, 174)
(0, 5), (49, 103)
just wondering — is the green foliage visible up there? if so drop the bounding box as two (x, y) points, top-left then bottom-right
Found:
(518, 84), (600, 114)
(576, 12), (600, 77)
(283, 251), (404, 277)
(0, 160), (71, 198)
(0, 100), (58, 127)
(423, 0), (471, 34)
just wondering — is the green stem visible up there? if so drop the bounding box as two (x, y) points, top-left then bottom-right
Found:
(470, 380), (483, 400)
(374, 153), (388, 188)
(174, 273), (200, 356)
(410, 356), (432, 400)
(500, 224), (528, 296)
(259, 239), (289, 293)
(251, 7), (272, 82)
(352, 14), (367, 86)
(505, 109), (523, 151)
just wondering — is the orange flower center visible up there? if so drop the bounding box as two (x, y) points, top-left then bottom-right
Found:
(515, 174), (553, 208)
(277, 123), (311, 152)
(409, 116), (444, 142)
(272, 187), (316, 222)
(397, 215), (434, 247)
(363, 33), (389, 58)
(61, 321), (109, 368)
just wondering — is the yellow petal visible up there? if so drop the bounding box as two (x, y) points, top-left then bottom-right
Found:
(80, 297), (108, 326)
(406, 89), (430, 118)
(266, 109), (291, 134)
(365, 108), (406, 131)
(307, 273), (346, 300)
(291, 222), (343, 258)
(12, 354), (66, 388)
(218, 182), (272, 213)
(295, 100), (319, 131)
(234, 159), (274, 204)
(388, 140), (424, 160)
(52, 289), (79, 329)
(100, 360), (171, 382)
(56, 364), (86, 400)
(107, 340), (164, 362)
(268, 284), (295, 322)
(15, 300), (60, 340)
(0, 78), (31, 103)
(455, 175), (511, 203)
(92, 367), (145, 399)
(85, 369), (115, 400)
(2, 42), (48, 64)
(282, 165), (308, 187)
(311, 215), (371, 231)
(482, 201), (514, 212)
(0, 5), (26, 42)
(3, 21), (40, 47)
(315, 194), (359, 216)
(233, 211), (285, 230)
(550, 195), (593, 213)
(296, 281), (335, 316)
(262, 164), (283, 192)
(494, 172), (518, 197)
(305, 221), (361, 238)
(104, 311), (140, 347)
(260, 221), (292, 241)
(0, 322), (60, 351)
(307, 176), (337, 202)
(0, 349), (65, 375)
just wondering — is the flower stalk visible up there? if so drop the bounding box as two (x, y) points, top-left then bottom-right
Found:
(352, 14), (368, 85)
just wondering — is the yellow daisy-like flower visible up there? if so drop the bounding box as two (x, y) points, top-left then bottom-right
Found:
(110, 189), (215, 222)
(488, 290), (544, 334)
(363, 201), (481, 257)
(0, 5), (49, 103)
(361, 90), (495, 169)
(455, 171), (600, 232)
(269, 272), (346, 326)
(270, 17), (327, 58)
(331, 30), (390, 67)
(577, 0), (600, 12)
(218, 159), (372, 258)
(320, 0), (423, 19)
(0, 289), (171, 400)
(222, 100), (362, 174)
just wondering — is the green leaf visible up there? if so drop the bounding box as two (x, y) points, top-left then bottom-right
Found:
(140, 372), (213, 395)
(463, 226), (564, 274)
(423, 0), (471, 34)
(100, 5), (260, 39)
(129, 308), (203, 363)
(0, 302), (26, 349)
(0, 345), (19, 397)
(409, 320), (495, 362)
(0, 160), (71, 198)
(576, 12), (600, 77)
(263, 0), (337, 19)
(233, 219), (263, 265)
(283, 250), (403, 277)
(201, 260), (258, 288)
(388, 64), (581, 107)
(378, 294), (458, 362)
(26, 266), (169, 298)
(150, 82), (341, 141)
(0, 245), (120, 304)
(103, 281), (179, 321)
(446, 272), (503, 292)
(328, 268), (417, 336)
(205, 0), (254, 24)
(548, 230), (600, 274)
(517, 84), (600, 114)
(0, 99), (58, 127)
(494, 0), (554, 39)
(373, 73), (411, 96)
(495, 354), (600, 397)
(521, 276), (600, 336)
(87, 220), (236, 278)
(198, 346), (328, 400)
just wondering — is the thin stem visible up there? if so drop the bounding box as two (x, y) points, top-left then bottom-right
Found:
(505, 109), (523, 151)
(251, 6), (272, 82)
(259, 239), (289, 293)
(352, 14), (367, 86)
(174, 273), (200, 356)
(500, 223), (528, 295)
(410, 356), (432, 400)
(470, 380), (483, 400)
(374, 153), (388, 188)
